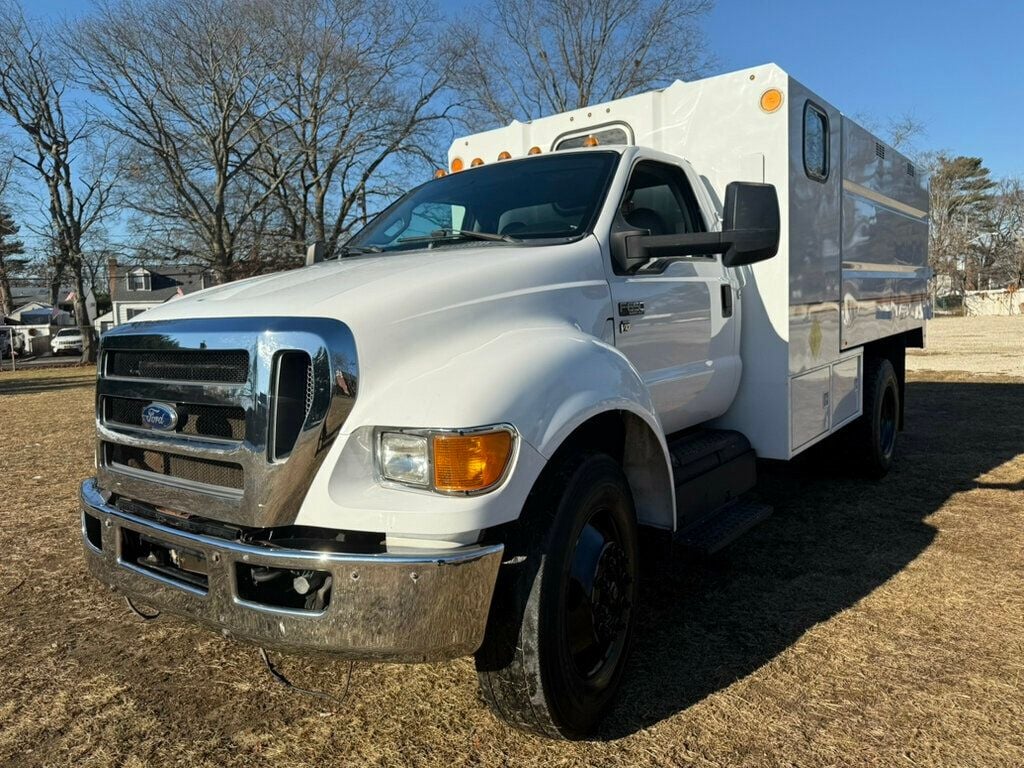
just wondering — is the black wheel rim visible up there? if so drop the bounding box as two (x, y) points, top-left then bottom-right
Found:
(879, 386), (897, 459)
(563, 507), (634, 685)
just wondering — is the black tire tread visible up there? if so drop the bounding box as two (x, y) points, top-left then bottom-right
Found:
(475, 452), (633, 739)
(854, 356), (899, 478)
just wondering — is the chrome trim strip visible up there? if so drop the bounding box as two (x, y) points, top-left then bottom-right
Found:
(843, 179), (928, 221)
(842, 261), (929, 275)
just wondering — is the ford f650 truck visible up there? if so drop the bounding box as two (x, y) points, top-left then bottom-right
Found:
(81, 64), (928, 738)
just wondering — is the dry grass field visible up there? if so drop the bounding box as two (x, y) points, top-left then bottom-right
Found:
(1, 317), (1022, 767)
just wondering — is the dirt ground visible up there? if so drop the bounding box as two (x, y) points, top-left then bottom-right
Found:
(1, 320), (1022, 767)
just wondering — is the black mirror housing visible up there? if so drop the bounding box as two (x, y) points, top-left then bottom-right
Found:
(720, 181), (780, 268)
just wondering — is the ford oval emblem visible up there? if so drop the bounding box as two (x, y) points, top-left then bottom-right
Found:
(141, 402), (179, 431)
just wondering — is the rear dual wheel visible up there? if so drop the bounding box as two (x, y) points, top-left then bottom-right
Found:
(475, 453), (639, 738)
(853, 357), (900, 478)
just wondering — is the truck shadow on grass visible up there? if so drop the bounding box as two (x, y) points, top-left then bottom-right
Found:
(602, 378), (1023, 739)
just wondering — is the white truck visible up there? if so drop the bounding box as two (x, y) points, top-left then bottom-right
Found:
(81, 64), (928, 738)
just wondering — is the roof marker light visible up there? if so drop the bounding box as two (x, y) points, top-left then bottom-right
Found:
(470, 157), (484, 167)
(528, 146), (542, 155)
(450, 157), (464, 172)
(497, 151), (511, 160)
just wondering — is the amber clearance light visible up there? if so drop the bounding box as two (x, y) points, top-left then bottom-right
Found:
(759, 88), (783, 113)
(433, 430), (514, 493)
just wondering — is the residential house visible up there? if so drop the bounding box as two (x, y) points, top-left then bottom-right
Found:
(108, 259), (211, 327)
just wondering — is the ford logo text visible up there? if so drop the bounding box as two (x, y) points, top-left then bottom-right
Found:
(141, 402), (179, 431)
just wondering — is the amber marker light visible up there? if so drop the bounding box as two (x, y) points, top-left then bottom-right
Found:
(470, 157), (485, 167)
(760, 88), (783, 113)
(433, 169), (447, 179)
(450, 157), (464, 172)
(582, 135), (599, 147)
(433, 430), (514, 493)
(497, 150), (512, 160)
(528, 146), (542, 155)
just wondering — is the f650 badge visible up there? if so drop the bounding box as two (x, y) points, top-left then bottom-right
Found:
(141, 402), (179, 431)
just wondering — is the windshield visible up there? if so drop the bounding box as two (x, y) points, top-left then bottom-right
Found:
(56, 329), (79, 337)
(347, 151), (620, 253)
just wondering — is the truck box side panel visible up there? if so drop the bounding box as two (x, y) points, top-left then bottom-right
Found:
(787, 79), (842, 378)
(839, 120), (929, 349)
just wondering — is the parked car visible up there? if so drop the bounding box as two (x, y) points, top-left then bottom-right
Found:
(51, 327), (85, 355)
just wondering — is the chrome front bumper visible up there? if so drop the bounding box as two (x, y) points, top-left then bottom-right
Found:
(80, 478), (503, 662)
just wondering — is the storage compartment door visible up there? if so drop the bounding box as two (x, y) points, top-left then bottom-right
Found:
(791, 367), (831, 451)
(831, 356), (861, 428)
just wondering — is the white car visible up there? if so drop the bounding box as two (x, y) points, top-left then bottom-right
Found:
(51, 327), (84, 355)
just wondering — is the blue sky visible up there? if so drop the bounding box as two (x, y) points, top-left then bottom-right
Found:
(25, 0), (1024, 178)
(702, 0), (1024, 177)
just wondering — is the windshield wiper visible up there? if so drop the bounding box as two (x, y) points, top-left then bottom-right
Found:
(398, 228), (521, 245)
(335, 243), (383, 258)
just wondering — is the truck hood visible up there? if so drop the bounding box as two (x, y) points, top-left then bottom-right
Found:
(135, 241), (608, 329)
(130, 241), (613, 404)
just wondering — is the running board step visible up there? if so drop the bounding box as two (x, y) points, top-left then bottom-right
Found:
(675, 500), (773, 556)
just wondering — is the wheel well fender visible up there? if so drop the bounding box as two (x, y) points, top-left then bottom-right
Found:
(542, 409), (675, 531)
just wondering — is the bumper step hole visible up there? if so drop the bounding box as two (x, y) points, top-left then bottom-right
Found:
(121, 528), (209, 591)
(236, 563), (332, 612)
(84, 512), (103, 550)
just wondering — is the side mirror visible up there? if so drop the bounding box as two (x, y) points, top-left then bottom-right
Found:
(720, 181), (780, 268)
(609, 181), (780, 274)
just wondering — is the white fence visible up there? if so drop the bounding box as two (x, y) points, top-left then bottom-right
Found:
(964, 288), (1024, 316)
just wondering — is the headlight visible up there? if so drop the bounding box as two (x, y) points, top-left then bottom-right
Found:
(379, 432), (430, 487)
(377, 426), (516, 494)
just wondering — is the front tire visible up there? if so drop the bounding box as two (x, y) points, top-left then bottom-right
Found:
(475, 453), (639, 739)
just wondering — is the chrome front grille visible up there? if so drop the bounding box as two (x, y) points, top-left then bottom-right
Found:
(105, 443), (245, 489)
(95, 317), (358, 527)
(106, 349), (250, 383)
(104, 396), (247, 441)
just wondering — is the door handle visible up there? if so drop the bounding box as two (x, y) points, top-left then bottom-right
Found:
(721, 284), (734, 318)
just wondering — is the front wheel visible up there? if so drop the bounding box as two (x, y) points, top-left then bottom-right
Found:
(475, 453), (639, 738)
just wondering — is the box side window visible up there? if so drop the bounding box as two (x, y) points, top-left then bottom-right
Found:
(555, 125), (632, 150)
(803, 102), (829, 182)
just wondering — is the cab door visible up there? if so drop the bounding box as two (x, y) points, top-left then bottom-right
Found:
(607, 158), (736, 433)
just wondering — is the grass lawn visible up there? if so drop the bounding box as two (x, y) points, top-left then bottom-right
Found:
(1, 327), (1022, 767)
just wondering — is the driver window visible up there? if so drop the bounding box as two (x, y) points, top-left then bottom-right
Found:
(621, 161), (705, 237)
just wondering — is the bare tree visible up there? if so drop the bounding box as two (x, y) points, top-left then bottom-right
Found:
(0, 2), (118, 361)
(459, 0), (714, 126)
(983, 177), (1024, 288)
(250, 0), (461, 260)
(71, 0), (294, 280)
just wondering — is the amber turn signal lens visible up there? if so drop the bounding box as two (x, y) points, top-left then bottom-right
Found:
(497, 151), (511, 160)
(450, 157), (464, 172)
(759, 88), (783, 113)
(433, 430), (514, 493)
(528, 146), (542, 155)
(470, 157), (484, 167)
